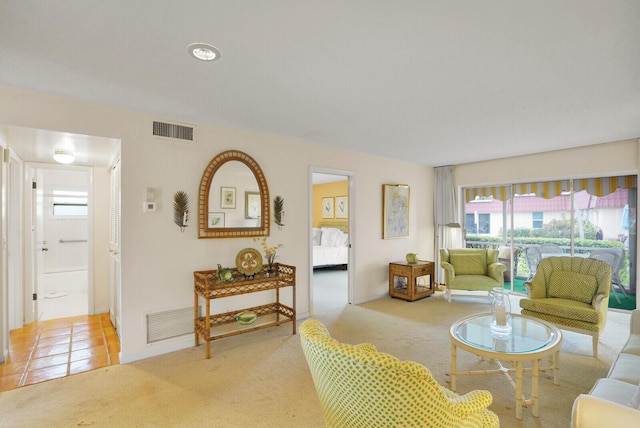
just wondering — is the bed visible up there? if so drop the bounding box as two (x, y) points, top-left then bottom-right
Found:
(313, 222), (349, 269)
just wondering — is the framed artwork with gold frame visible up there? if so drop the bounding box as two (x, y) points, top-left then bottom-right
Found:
(335, 196), (348, 219)
(382, 184), (409, 239)
(220, 187), (236, 209)
(322, 197), (334, 218)
(245, 191), (260, 219)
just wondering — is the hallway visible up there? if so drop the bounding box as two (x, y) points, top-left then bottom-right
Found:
(0, 313), (119, 392)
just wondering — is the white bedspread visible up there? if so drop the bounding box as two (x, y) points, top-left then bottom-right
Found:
(312, 227), (349, 267)
(313, 244), (349, 267)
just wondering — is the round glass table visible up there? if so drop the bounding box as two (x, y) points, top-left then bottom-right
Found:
(449, 312), (562, 420)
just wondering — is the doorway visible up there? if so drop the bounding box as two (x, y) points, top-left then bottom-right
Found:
(28, 165), (92, 322)
(1, 125), (120, 332)
(0, 124), (120, 385)
(310, 168), (354, 314)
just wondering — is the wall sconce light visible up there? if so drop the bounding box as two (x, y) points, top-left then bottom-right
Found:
(274, 196), (285, 230)
(173, 190), (189, 233)
(53, 149), (75, 164)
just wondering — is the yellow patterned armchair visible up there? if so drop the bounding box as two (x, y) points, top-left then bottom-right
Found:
(300, 319), (499, 428)
(519, 257), (611, 358)
(440, 248), (506, 302)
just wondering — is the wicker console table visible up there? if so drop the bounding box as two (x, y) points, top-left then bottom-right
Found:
(193, 263), (296, 359)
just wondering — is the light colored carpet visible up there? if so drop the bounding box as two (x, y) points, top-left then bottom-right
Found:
(0, 270), (630, 427)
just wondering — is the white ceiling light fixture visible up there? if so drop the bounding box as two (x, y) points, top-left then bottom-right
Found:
(187, 43), (221, 61)
(53, 149), (75, 164)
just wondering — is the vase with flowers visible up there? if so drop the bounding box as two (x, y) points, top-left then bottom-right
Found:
(255, 237), (283, 275)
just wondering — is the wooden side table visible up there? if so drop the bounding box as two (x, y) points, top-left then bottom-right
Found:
(389, 261), (435, 301)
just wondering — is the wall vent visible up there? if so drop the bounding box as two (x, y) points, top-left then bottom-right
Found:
(146, 306), (197, 344)
(152, 121), (195, 142)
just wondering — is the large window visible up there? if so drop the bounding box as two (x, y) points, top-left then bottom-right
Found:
(463, 176), (636, 311)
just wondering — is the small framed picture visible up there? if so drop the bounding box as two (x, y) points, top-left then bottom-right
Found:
(335, 196), (348, 219)
(208, 212), (225, 228)
(245, 191), (260, 219)
(220, 187), (236, 209)
(322, 197), (334, 218)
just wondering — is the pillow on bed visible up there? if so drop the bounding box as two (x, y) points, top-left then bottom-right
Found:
(321, 227), (345, 247)
(312, 228), (322, 246)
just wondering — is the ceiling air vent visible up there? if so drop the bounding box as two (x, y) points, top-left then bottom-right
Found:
(152, 121), (195, 142)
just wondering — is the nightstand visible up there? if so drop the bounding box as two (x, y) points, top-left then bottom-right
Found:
(389, 261), (435, 301)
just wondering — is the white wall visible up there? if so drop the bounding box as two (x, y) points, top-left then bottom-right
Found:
(454, 139), (638, 187)
(0, 85), (434, 362)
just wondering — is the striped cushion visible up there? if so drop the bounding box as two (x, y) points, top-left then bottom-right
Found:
(548, 271), (597, 304)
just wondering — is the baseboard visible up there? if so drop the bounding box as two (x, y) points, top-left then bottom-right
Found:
(119, 335), (194, 364)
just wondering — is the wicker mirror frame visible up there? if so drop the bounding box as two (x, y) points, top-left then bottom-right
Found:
(198, 150), (270, 238)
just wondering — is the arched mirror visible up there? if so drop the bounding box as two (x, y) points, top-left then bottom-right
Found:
(198, 150), (270, 238)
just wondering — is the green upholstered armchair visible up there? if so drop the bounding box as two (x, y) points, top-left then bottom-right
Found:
(519, 257), (611, 358)
(440, 248), (506, 302)
(299, 319), (499, 428)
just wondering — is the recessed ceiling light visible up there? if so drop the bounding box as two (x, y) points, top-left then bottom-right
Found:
(53, 149), (75, 164)
(187, 43), (221, 61)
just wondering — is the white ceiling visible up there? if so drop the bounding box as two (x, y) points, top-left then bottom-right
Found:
(1, 1), (639, 167)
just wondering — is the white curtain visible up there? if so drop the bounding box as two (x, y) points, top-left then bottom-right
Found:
(434, 166), (462, 283)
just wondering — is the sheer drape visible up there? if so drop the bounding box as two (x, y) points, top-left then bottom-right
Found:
(434, 166), (462, 283)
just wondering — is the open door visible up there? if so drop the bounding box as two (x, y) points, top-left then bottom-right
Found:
(109, 159), (121, 336)
(310, 168), (354, 314)
(27, 165), (92, 322)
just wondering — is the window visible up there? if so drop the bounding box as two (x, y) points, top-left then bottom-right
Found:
(463, 175), (636, 310)
(532, 212), (543, 229)
(50, 190), (88, 218)
(465, 213), (476, 234)
(465, 213), (490, 234)
(52, 203), (88, 216)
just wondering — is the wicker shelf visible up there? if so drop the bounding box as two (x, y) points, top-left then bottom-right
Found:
(193, 263), (296, 359)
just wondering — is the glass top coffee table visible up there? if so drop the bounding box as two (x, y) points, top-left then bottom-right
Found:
(449, 312), (562, 420)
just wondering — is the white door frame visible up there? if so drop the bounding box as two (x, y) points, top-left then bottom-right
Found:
(7, 150), (24, 329)
(309, 166), (355, 314)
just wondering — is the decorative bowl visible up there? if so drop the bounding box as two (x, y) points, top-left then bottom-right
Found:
(406, 253), (419, 264)
(235, 311), (258, 325)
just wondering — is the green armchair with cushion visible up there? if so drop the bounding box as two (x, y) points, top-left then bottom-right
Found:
(440, 248), (506, 302)
(300, 319), (499, 428)
(519, 257), (611, 358)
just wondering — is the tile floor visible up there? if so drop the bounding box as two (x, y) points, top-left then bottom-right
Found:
(0, 313), (119, 392)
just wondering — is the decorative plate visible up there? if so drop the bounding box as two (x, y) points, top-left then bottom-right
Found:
(235, 248), (263, 275)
